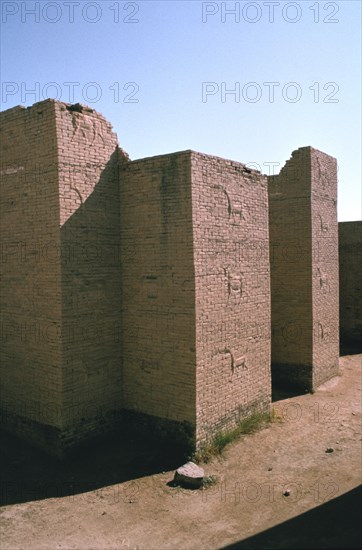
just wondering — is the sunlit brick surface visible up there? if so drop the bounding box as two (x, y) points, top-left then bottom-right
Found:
(0, 100), (63, 451)
(191, 152), (271, 445)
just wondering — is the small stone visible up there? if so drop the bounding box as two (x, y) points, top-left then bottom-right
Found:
(283, 490), (290, 496)
(325, 447), (334, 453)
(174, 461), (204, 488)
(268, 467), (273, 471)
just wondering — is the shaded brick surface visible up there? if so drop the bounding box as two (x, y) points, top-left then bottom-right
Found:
(339, 221), (362, 350)
(119, 152), (196, 434)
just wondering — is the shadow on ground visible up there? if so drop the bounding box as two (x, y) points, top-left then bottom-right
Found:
(0, 427), (187, 506)
(271, 383), (306, 403)
(272, 346), (362, 402)
(222, 485), (362, 549)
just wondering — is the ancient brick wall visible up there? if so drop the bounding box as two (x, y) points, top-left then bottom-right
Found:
(191, 152), (271, 446)
(0, 100), (63, 450)
(1, 99), (342, 456)
(119, 152), (197, 442)
(0, 100), (126, 455)
(339, 221), (362, 350)
(269, 147), (339, 391)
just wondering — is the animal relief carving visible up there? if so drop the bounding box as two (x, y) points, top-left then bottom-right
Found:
(317, 266), (330, 294)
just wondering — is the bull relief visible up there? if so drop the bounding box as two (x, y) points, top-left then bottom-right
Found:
(316, 156), (330, 189)
(67, 107), (105, 147)
(317, 266), (330, 294)
(224, 268), (243, 302)
(318, 214), (329, 234)
(214, 348), (248, 382)
(209, 179), (245, 225)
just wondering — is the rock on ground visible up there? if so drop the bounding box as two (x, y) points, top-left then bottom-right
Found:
(174, 461), (205, 487)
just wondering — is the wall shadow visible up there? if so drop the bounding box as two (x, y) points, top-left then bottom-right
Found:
(271, 364), (308, 402)
(0, 425), (187, 506)
(222, 485), (362, 549)
(340, 340), (362, 356)
(60, 148), (123, 436)
(271, 380), (306, 402)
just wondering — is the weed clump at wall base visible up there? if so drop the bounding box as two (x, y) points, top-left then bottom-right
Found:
(193, 411), (272, 463)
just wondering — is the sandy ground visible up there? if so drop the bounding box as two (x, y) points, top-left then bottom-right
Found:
(1, 354), (361, 550)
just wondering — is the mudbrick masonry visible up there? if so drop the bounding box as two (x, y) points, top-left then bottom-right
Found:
(0, 100), (346, 457)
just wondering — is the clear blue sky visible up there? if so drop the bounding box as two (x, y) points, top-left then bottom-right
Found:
(1, 0), (361, 220)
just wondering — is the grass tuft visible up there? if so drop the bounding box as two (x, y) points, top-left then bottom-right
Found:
(202, 475), (218, 488)
(193, 411), (272, 464)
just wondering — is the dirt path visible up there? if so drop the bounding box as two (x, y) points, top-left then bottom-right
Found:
(1, 355), (361, 549)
